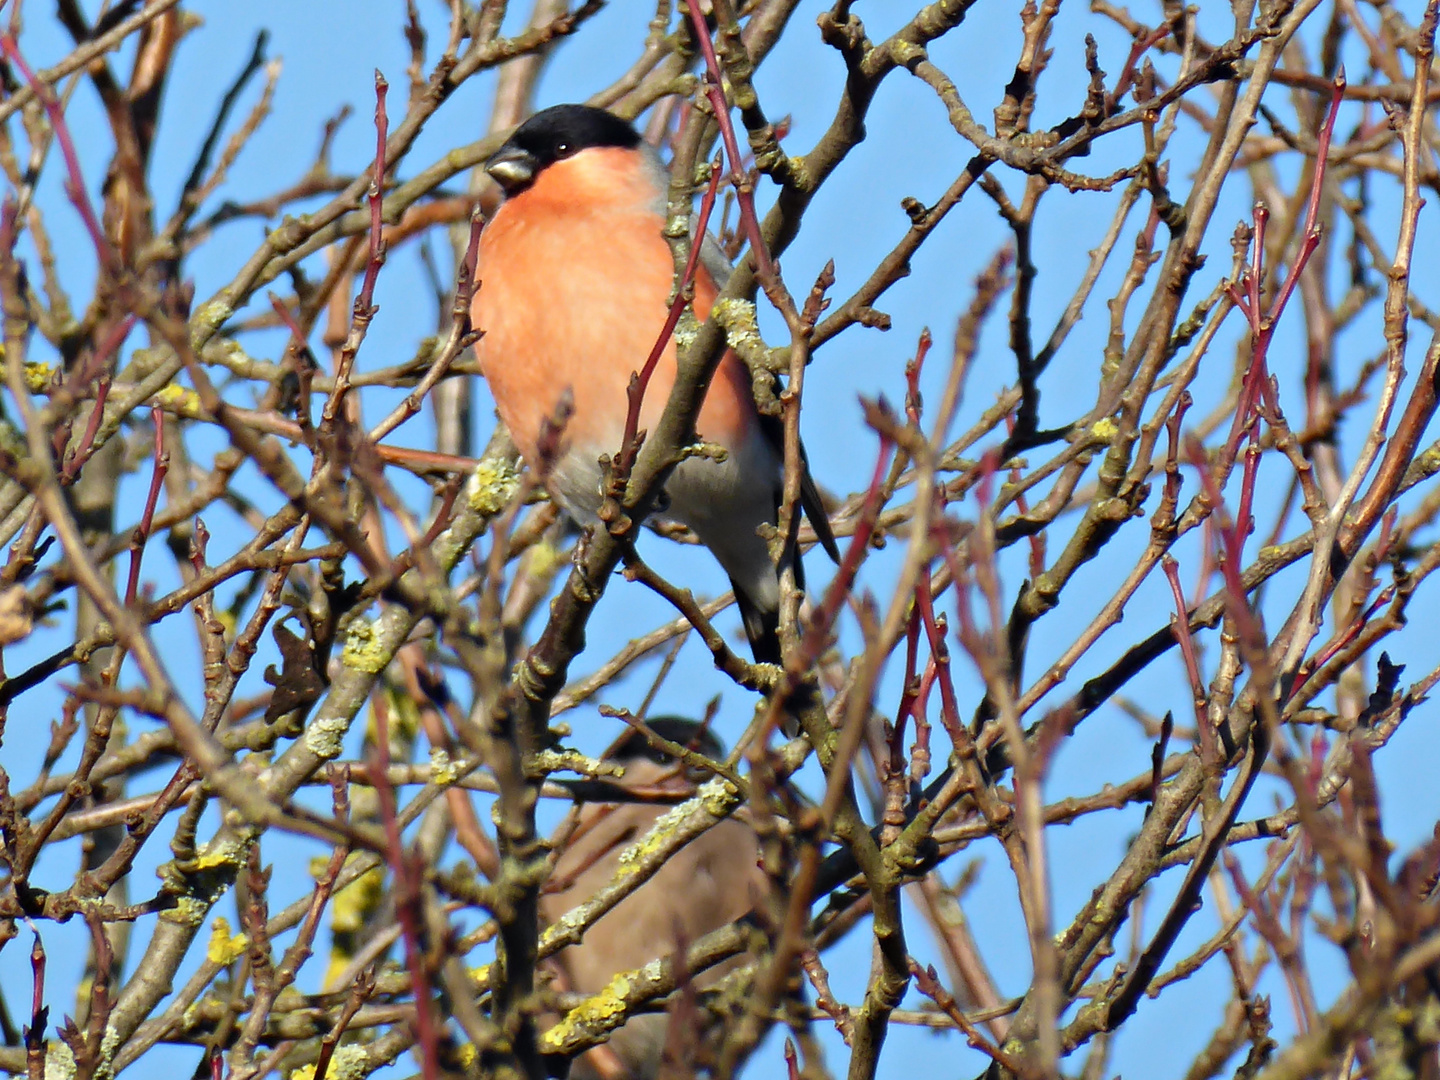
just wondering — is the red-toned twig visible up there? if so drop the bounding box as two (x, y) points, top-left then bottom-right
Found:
(1161, 554), (1211, 754)
(267, 292), (310, 355)
(369, 693), (439, 1080)
(368, 206), (485, 444)
(60, 316), (135, 483)
(1223, 72), (1346, 464)
(322, 71), (389, 425)
(1108, 24), (1173, 108)
(893, 605), (921, 771)
(25, 932), (47, 1080)
(1292, 585), (1395, 696)
(908, 959), (1028, 1074)
(123, 407), (170, 607)
(890, 328), (931, 775)
(60, 379), (109, 482)
(312, 969), (376, 1080)
(615, 152), (724, 476)
(915, 563), (963, 743)
(801, 948), (854, 1044)
(1269, 71), (1346, 326)
(273, 773), (352, 989)
(1185, 440), (1267, 655)
(357, 72), (390, 312)
(75, 912), (115, 1074)
(909, 661), (934, 787)
(904, 328), (932, 426)
(0, 34), (116, 269)
(800, 415), (896, 661)
(1147, 710), (1174, 810)
(680, 1), (775, 280)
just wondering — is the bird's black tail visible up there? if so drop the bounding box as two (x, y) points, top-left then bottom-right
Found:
(733, 578), (783, 665)
(732, 470), (843, 667)
(732, 571), (809, 737)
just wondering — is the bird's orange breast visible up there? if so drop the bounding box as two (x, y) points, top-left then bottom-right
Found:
(471, 151), (757, 475)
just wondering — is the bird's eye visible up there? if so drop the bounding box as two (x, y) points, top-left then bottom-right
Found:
(555, 141), (572, 157)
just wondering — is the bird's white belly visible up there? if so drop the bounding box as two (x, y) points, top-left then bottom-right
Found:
(547, 432), (768, 527)
(545, 430), (782, 611)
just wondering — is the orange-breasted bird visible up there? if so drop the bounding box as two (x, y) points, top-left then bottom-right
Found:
(473, 104), (837, 663)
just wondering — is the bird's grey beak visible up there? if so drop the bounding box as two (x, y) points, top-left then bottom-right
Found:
(485, 145), (537, 193)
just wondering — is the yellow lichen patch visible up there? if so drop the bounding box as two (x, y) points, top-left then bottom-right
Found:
(341, 618), (389, 674)
(678, 440), (727, 464)
(614, 813), (676, 869)
(532, 749), (623, 779)
(673, 309), (701, 350)
(206, 916), (249, 964)
(429, 747), (458, 786)
(329, 1043), (371, 1080)
(192, 299), (235, 333)
(539, 973), (634, 1051)
(43, 1040), (76, 1080)
(23, 360), (56, 392)
(467, 457), (519, 515)
(153, 383), (204, 417)
(612, 777), (738, 873)
(1090, 418), (1119, 441)
(195, 838), (245, 870)
(303, 714), (349, 759)
(97, 1022), (120, 1079)
(713, 297), (769, 366)
(287, 1041), (369, 1080)
(161, 894), (211, 927)
(698, 775), (740, 815)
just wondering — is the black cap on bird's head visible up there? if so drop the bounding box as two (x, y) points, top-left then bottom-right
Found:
(603, 717), (726, 770)
(484, 104), (642, 195)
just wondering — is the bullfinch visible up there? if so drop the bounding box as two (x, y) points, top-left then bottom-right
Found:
(473, 104), (838, 664)
(540, 718), (761, 1079)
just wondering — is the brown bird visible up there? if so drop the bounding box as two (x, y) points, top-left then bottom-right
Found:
(473, 104), (838, 665)
(540, 718), (762, 1079)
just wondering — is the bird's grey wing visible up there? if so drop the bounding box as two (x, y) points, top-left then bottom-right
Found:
(698, 229), (733, 292)
(643, 145), (837, 562)
(640, 145), (736, 291)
